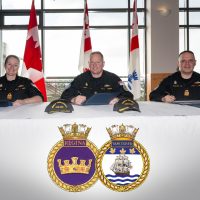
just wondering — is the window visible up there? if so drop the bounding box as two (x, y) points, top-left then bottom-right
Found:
(0, 0), (146, 100)
(179, 0), (200, 72)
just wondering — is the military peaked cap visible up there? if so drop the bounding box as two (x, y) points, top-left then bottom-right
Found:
(45, 99), (74, 114)
(113, 98), (140, 113)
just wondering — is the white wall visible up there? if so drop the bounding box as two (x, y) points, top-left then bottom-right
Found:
(147, 0), (179, 74)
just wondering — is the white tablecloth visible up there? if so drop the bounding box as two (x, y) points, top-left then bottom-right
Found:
(0, 102), (200, 200)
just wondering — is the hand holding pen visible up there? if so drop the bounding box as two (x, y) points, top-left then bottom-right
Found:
(161, 92), (176, 103)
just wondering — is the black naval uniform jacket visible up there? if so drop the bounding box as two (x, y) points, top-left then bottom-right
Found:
(61, 70), (133, 102)
(149, 71), (200, 101)
(0, 75), (43, 102)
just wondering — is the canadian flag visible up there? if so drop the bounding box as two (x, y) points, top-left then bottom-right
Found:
(21, 0), (47, 101)
(78, 0), (92, 73)
(128, 0), (141, 100)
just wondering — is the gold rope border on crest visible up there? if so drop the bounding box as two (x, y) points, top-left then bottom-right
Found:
(96, 140), (150, 192)
(47, 139), (99, 192)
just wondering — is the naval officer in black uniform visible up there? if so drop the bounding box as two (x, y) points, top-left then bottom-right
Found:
(61, 51), (133, 105)
(149, 50), (200, 103)
(0, 55), (43, 106)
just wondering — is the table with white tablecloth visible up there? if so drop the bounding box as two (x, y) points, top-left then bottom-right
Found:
(0, 102), (200, 200)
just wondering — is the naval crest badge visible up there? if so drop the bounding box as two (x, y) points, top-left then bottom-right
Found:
(47, 123), (99, 192)
(96, 124), (150, 192)
(7, 92), (13, 101)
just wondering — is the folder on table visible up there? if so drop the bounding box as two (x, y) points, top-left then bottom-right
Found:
(173, 100), (200, 108)
(0, 100), (13, 107)
(83, 92), (120, 105)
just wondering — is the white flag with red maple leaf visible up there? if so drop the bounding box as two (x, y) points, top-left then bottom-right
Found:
(128, 0), (141, 100)
(21, 0), (47, 101)
(78, 0), (92, 73)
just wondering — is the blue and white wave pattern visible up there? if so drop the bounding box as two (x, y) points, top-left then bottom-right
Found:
(106, 174), (140, 185)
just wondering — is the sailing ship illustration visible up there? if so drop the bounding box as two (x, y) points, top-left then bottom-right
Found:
(110, 154), (132, 176)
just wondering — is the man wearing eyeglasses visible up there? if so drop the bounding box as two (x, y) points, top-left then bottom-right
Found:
(149, 50), (200, 103)
(61, 51), (133, 105)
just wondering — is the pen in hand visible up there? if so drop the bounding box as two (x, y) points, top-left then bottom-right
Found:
(162, 92), (176, 103)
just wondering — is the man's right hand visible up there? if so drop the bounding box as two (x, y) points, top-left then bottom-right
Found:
(71, 95), (86, 105)
(161, 95), (176, 103)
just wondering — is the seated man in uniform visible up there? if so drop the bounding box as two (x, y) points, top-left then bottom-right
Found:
(0, 55), (43, 106)
(61, 51), (133, 105)
(149, 50), (200, 103)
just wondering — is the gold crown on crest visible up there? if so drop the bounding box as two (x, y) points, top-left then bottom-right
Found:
(57, 157), (92, 174)
(106, 124), (139, 140)
(58, 123), (91, 140)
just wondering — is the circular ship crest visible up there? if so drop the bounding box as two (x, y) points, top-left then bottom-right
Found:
(97, 124), (150, 192)
(47, 123), (98, 192)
